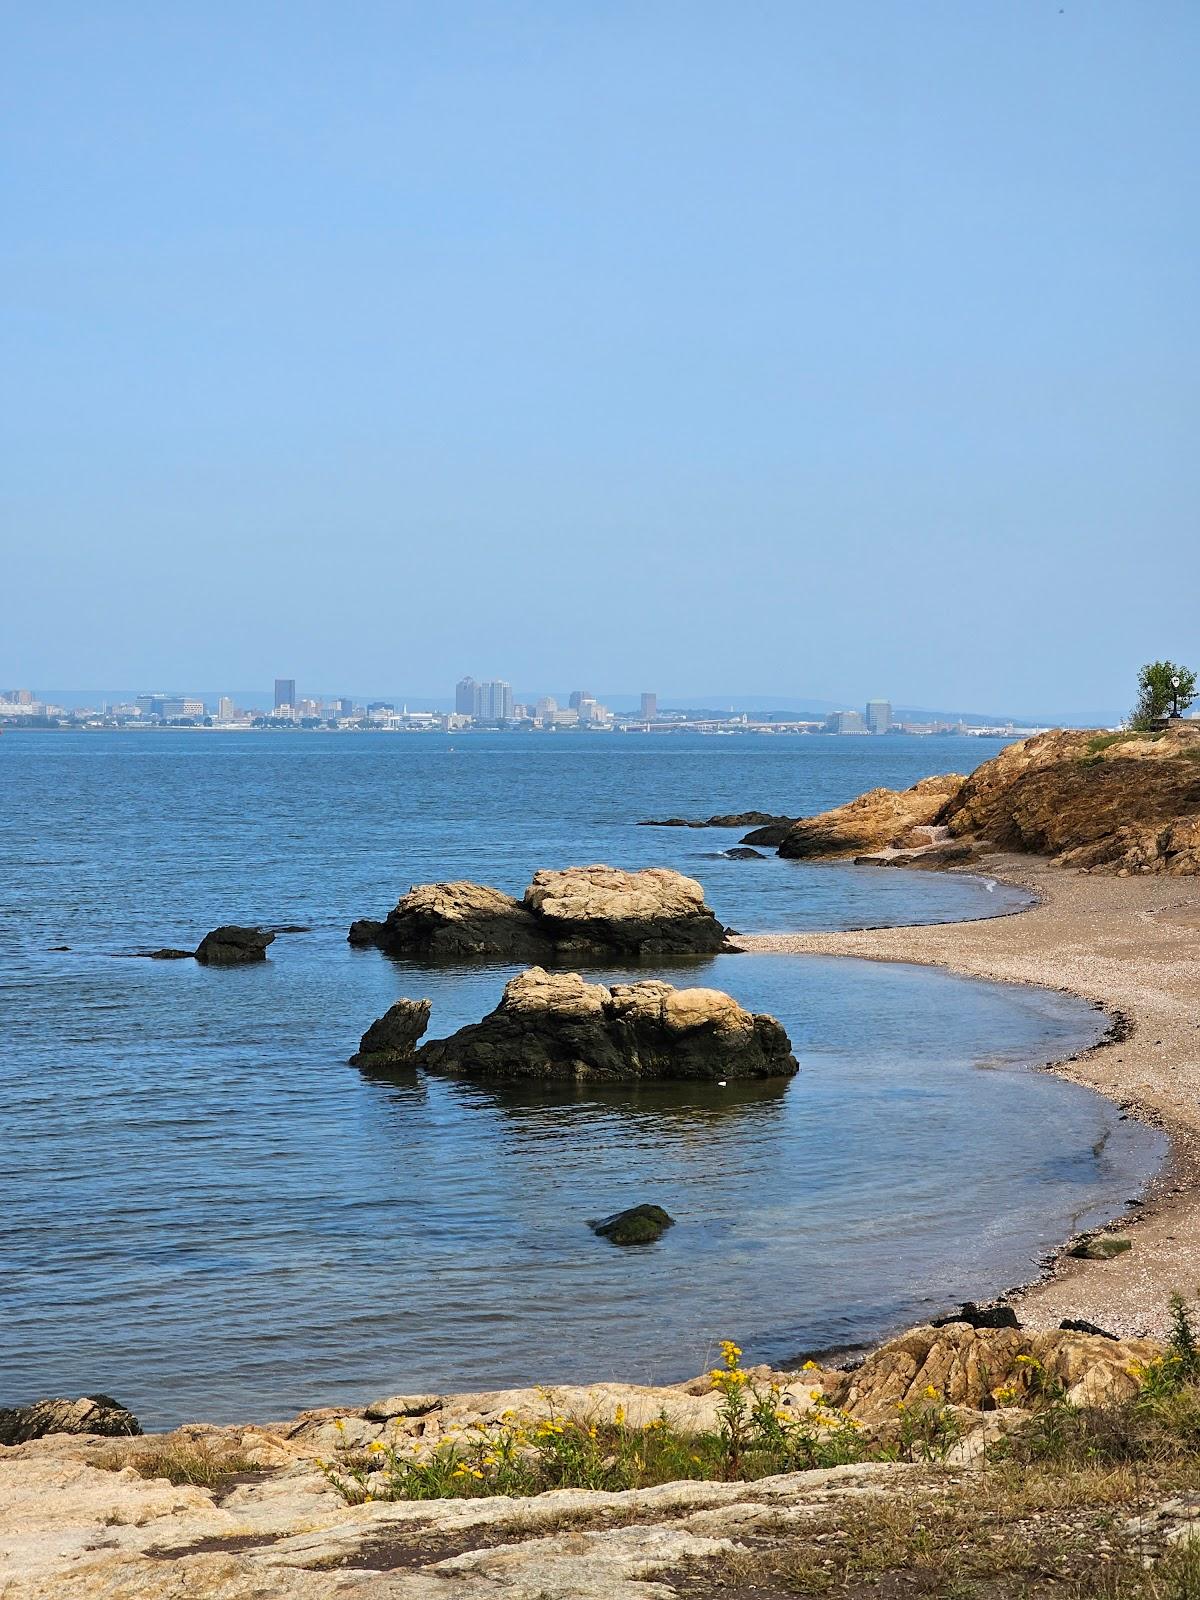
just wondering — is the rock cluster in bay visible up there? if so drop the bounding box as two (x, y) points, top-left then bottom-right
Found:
(349, 864), (730, 959)
(351, 967), (798, 1083)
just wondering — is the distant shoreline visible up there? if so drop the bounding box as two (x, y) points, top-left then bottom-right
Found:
(736, 853), (1200, 1339)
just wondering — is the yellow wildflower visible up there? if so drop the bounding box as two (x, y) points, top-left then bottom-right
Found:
(614, 1405), (626, 1426)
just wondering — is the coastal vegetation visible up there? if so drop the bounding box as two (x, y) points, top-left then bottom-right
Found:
(305, 1308), (1200, 1597)
(1133, 661), (1198, 729)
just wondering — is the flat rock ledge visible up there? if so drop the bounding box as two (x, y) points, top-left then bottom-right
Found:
(353, 968), (798, 1082)
(0, 1324), (1169, 1600)
(349, 865), (730, 960)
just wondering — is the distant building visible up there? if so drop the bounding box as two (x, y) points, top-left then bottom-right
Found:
(825, 709), (867, 734)
(5, 688), (34, 705)
(568, 689), (593, 711)
(217, 696), (235, 722)
(534, 696), (558, 724)
(865, 699), (892, 734)
(334, 697), (355, 716)
(640, 692), (657, 721)
(161, 697), (205, 719)
(478, 679), (514, 721)
(274, 678), (296, 712)
(455, 676), (481, 718)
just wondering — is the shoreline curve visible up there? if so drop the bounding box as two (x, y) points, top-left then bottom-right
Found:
(734, 851), (1200, 1339)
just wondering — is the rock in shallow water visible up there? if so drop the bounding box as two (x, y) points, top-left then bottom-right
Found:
(349, 864), (730, 960)
(590, 1204), (675, 1245)
(194, 925), (275, 965)
(411, 968), (798, 1083)
(350, 998), (432, 1066)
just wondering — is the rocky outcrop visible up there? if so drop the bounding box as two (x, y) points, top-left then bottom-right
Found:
(939, 724), (1200, 874)
(350, 866), (730, 959)
(349, 999), (432, 1066)
(776, 775), (966, 859)
(412, 968), (797, 1083)
(522, 865), (727, 955)
(639, 810), (795, 830)
(194, 926), (275, 965)
(825, 1322), (1161, 1422)
(590, 1204), (675, 1245)
(0, 1396), (140, 1446)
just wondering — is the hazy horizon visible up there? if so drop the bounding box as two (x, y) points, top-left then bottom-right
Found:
(5, 3), (1197, 711)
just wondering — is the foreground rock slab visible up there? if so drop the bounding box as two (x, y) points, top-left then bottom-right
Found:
(350, 865), (730, 960)
(409, 968), (798, 1082)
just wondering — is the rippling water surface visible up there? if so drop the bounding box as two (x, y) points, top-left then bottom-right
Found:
(0, 731), (1163, 1427)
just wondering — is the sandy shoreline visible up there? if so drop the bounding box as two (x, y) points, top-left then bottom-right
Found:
(735, 854), (1200, 1339)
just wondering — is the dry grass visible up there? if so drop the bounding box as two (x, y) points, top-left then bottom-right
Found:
(93, 1437), (262, 1490)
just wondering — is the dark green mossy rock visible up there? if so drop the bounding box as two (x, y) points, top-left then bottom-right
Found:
(591, 1204), (675, 1246)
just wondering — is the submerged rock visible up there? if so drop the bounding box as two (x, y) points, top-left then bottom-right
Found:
(194, 925), (275, 965)
(413, 968), (797, 1083)
(723, 846), (765, 860)
(638, 810), (794, 830)
(350, 998), (432, 1066)
(591, 1204), (675, 1245)
(0, 1395), (141, 1445)
(350, 865), (730, 960)
(142, 948), (194, 960)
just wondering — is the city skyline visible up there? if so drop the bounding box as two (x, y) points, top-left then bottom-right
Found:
(5, 6), (1197, 717)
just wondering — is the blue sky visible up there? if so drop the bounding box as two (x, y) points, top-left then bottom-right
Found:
(3, 2), (1196, 717)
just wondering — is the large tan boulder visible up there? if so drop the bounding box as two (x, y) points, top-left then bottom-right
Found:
(522, 865), (728, 954)
(827, 1323), (1162, 1422)
(349, 881), (549, 960)
(350, 866), (730, 959)
(413, 967), (798, 1082)
(777, 774), (966, 859)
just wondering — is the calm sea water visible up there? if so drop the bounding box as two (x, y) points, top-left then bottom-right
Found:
(1, 730), (1163, 1428)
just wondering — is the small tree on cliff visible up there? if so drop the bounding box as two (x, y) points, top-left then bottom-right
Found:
(1131, 661), (1197, 728)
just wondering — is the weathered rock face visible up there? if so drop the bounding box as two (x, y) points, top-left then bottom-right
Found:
(826, 1323), (1162, 1422)
(776, 775), (966, 859)
(0, 1396), (140, 1446)
(349, 999), (432, 1066)
(350, 882), (549, 961)
(940, 725), (1200, 874)
(522, 865), (727, 955)
(351, 866), (729, 960)
(413, 968), (798, 1083)
(194, 926), (275, 965)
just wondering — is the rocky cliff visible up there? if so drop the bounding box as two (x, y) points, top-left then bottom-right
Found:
(773, 723), (1200, 874)
(939, 724), (1200, 873)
